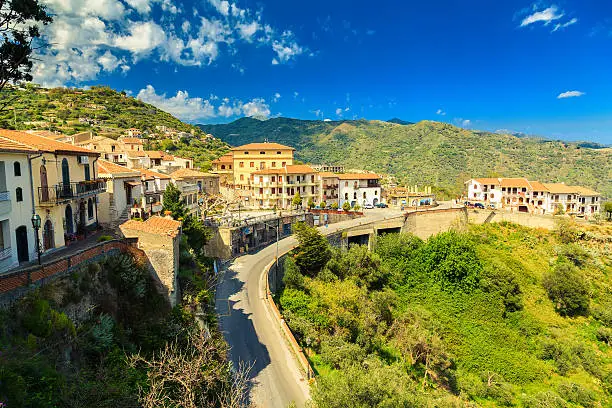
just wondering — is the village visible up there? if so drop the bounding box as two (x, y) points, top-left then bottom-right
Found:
(0, 128), (602, 278)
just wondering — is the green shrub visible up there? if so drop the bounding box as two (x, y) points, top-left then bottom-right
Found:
(97, 235), (112, 242)
(293, 222), (331, 277)
(557, 382), (597, 408)
(523, 391), (566, 408)
(282, 257), (305, 290)
(543, 263), (590, 317)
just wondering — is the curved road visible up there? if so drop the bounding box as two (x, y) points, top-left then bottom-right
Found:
(215, 209), (404, 408)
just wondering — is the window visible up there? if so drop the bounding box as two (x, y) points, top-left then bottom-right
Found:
(311, 175), (315, 182)
(282, 162), (286, 167)
(353, 192), (357, 199)
(272, 162), (276, 167)
(259, 188), (263, 194)
(260, 151), (266, 155)
(13, 162), (21, 176)
(229, 165), (232, 170)
(345, 181), (348, 187)
(522, 188), (527, 192)
(240, 174), (244, 181)
(84, 164), (91, 181)
(345, 193), (348, 199)
(277, 151), (281, 155)
(374, 191), (378, 196)
(491, 193), (495, 198)
(250, 162), (254, 167)
(210, 181), (213, 186)
(278, 176), (283, 182)
(239, 162), (244, 168)
(244, 151), (249, 155)
(221, 165), (226, 170)
(87, 198), (94, 219)
(259, 176), (263, 183)
(272, 188), (276, 194)
(502, 187), (506, 192)
(16, 187), (23, 202)
(112, 145), (116, 152)
(271, 176), (276, 182)
(363, 192), (366, 198)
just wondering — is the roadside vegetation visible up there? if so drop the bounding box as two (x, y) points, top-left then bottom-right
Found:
(278, 221), (612, 406)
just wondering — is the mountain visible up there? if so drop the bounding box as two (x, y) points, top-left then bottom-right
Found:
(199, 117), (612, 198)
(387, 118), (414, 125)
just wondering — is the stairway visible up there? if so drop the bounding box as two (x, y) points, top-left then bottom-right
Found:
(484, 211), (497, 224)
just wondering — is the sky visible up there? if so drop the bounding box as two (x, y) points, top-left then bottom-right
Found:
(32, 0), (612, 143)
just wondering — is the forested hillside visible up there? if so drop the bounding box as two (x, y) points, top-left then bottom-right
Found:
(0, 85), (203, 138)
(199, 118), (612, 198)
(279, 221), (612, 407)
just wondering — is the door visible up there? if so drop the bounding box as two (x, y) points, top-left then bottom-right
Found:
(126, 185), (133, 207)
(65, 205), (74, 234)
(79, 201), (86, 229)
(43, 220), (54, 250)
(15, 226), (28, 263)
(40, 165), (49, 202)
(61, 158), (71, 197)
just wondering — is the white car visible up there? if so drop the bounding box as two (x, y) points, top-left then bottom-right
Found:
(363, 203), (374, 209)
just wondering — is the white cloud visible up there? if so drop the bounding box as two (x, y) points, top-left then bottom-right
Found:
(218, 99), (243, 117)
(125, 0), (152, 14)
(34, 0), (307, 86)
(237, 21), (260, 41)
(323, 119), (332, 122)
(114, 21), (166, 54)
(453, 118), (472, 128)
(242, 98), (271, 118)
(97, 51), (122, 72)
(552, 17), (578, 32)
(272, 92), (281, 103)
(436, 109), (446, 116)
(208, 0), (230, 16)
(335, 108), (343, 116)
(271, 58), (279, 65)
(520, 5), (563, 27)
(557, 90), (585, 99)
(137, 85), (216, 121)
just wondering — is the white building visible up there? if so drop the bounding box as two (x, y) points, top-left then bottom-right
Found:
(98, 160), (143, 227)
(338, 173), (382, 208)
(0, 140), (38, 271)
(465, 178), (503, 208)
(138, 168), (170, 217)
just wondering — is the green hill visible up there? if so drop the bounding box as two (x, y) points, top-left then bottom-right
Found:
(199, 117), (612, 198)
(0, 85), (230, 169)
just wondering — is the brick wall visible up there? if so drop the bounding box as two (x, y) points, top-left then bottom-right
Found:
(0, 240), (140, 307)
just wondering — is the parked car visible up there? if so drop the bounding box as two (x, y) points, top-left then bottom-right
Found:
(474, 202), (485, 209)
(487, 204), (496, 209)
(364, 203), (374, 209)
(375, 203), (388, 208)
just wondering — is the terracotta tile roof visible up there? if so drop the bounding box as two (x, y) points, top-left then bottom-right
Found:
(213, 153), (233, 163)
(472, 178), (501, 185)
(500, 178), (531, 188)
(145, 150), (174, 160)
(570, 185), (600, 196)
(317, 172), (339, 178)
(542, 183), (580, 194)
(138, 168), (171, 180)
(0, 136), (38, 153)
(27, 130), (64, 139)
(170, 168), (219, 180)
(0, 129), (98, 155)
(337, 173), (381, 180)
(121, 216), (181, 238)
(285, 164), (316, 174)
(528, 181), (549, 191)
(98, 160), (141, 177)
(119, 137), (143, 144)
(127, 150), (147, 157)
(231, 142), (295, 151)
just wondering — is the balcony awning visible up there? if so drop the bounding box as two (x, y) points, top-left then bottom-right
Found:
(124, 181), (141, 187)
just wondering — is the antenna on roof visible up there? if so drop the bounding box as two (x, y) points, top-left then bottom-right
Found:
(264, 138), (268, 143)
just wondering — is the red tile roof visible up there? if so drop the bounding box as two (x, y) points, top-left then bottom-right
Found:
(138, 168), (171, 180)
(528, 181), (549, 191)
(98, 160), (140, 177)
(170, 168), (218, 180)
(500, 178), (531, 188)
(212, 153), (233, 163)
(0, 129), (98, 155)
(542, 183), (580, 194)
(0, 136), (38, 153)
(471, 178), (501, 185)
(285, 164), (316, 174)
(121, 216), (181, 238)
(231, 142), (295, 151)
(571, 186), (600, 196)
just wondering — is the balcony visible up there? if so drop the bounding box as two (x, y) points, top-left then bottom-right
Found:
(0, 247), (10, 261)
(324, 184), (339, 189)
(38, 180), (106, 205)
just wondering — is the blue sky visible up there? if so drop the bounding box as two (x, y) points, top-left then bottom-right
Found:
(35, 0), (612, 143)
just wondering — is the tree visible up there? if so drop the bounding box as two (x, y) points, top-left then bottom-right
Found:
(307, 197), (315, 209)
(0, 0), (52, 94)
(292, 192), (302, 209)
(331, 202), (339, 210)
(543, 263), (590, 317)
(292, 221), (331, 277)
(282, 257), (304, 290)
(604, 202), (612, 221)
(342, 201), (351, 212)
(182, 215), (212, 254)
(162, 183), (186, 220)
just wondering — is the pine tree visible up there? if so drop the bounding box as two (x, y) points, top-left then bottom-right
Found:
(293, 222), (331, 277)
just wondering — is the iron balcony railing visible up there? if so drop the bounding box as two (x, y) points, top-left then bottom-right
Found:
(0, 247), (11, 261)
(38, 180), (106, 204)
(0, 191), (9, 202)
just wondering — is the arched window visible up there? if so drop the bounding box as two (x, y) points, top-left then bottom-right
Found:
(353, 192), (357, 199)
(221, 165), (226, 170)
(87, 198), (94, 219)
(13, 162), (21, 176)
(344, 193), (348, 199)
(363, 192), (366, 199)
(16, 187), (23, 202)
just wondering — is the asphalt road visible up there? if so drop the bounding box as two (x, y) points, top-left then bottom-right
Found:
(215, 208), (404, 408)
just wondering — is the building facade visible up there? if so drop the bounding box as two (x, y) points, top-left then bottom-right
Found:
(338, 173), (382, 208)
(97, 160), (143, 227)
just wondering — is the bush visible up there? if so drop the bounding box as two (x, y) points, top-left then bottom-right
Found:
(292, 222), (331, 277)
(557, 383), (597, 408)
(97, 235), (112, 242)
(282, 257), (305, 290)
(543, 263), (590, 317)
(555, 219), (583, 244)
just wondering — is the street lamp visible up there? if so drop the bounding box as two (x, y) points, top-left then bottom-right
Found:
(31, 213), (41, 265)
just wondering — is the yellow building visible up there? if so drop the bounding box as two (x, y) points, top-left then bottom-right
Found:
(231, 142), (294, 187)
(210, 153), (234, 187)
(0, 130), (104, 254)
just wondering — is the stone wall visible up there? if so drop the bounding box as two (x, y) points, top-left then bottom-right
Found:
(403, 207), (468, 239)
